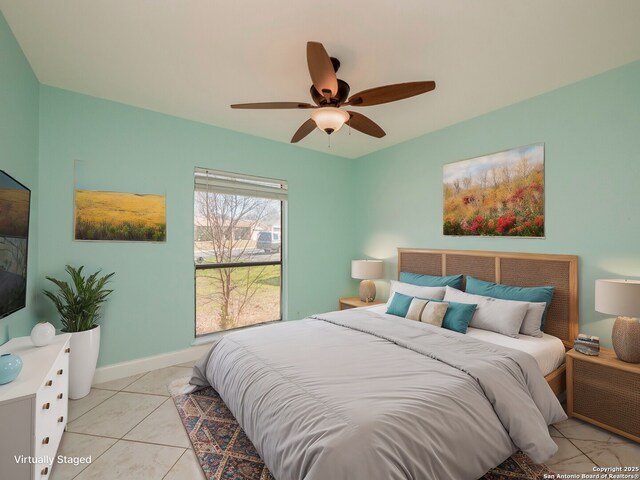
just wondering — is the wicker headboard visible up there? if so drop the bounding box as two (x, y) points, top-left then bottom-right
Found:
(397, 248), (579, 348)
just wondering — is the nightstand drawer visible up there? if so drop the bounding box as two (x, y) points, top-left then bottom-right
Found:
(572, 357), (640, 439)
(339, 297), (384, 310)
(339, 302), (356, 310)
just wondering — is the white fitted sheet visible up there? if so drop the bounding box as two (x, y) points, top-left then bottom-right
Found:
(464, 327), (565, 376)
(364, 304), (565, 376)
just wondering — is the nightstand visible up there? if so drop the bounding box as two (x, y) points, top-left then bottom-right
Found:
(567, 347), (640, 443)
(339, 297), (384, 310)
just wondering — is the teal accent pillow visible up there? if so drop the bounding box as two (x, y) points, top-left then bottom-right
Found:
(465, 276), (554, 330)
(400, 272), (463, 290)
(386, 292), (414, 317)
(387, 292), (476, 334)
(419, 297), (477, 334)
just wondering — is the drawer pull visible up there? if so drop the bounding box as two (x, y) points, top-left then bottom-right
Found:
(65, 347), (70, 353)
(42, 403), (50, 410)
(41, 466), (49, 475)
(58, 416), (64, 423)
(42, 437), (49, 445)
(57, 393), (64, 400)
(45, 380), (53, 387)
(57, 369), (64, 375)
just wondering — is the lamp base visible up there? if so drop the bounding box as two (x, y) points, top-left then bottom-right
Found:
(612, 316), (640, 363)
(359, 280), (376, 303)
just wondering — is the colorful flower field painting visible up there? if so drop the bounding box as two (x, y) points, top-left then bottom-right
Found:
(74, 190), (166, 242)
(443, 144), (544, 237)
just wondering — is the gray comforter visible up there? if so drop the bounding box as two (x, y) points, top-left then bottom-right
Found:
(191, 308), (566, 480)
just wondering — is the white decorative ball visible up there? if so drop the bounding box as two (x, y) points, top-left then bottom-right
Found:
(31, 322), (56, 347)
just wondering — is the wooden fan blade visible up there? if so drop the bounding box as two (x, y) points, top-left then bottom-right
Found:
(346, 81), (436, 107)
(307, 42), (338, 99)
(291, 118), (317, 143)
(231, 102), (315, 109)
(346, 111), (386, 138)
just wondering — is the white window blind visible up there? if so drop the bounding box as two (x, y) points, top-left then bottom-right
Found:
(194, 168), (288, 201)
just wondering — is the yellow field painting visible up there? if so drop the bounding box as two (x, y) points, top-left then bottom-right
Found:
(75, 190), (166, 241)
(0, 188), (30, 237)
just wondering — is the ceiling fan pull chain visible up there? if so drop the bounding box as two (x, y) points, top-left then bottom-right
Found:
(328, 135), (331, 148)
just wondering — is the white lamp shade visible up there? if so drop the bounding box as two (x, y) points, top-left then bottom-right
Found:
(351, 260), (383, 280)
(595, 279), (640, 317)
(311, 107), (350, 134)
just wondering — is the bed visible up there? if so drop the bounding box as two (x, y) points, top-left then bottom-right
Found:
(191, 248), (578, 480)
(364, 303), (567, 377)
(396, 248), (579, 396)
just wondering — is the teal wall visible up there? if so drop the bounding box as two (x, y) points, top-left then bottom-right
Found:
(4, 4), (639, 362)
(0, 12), (39, 343)
(352, 60), (640, 348)
(38, 86), (357, 367)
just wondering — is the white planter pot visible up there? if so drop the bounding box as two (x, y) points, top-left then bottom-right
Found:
(68, 326), (101, 399)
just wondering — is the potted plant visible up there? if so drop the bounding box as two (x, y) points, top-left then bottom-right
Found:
(43, 265), (114, 399)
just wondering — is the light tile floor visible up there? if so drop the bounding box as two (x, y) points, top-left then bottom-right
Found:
(50, 360), (204, 480)
(547, 417), (640, 474)
(51, 360), (640, 479)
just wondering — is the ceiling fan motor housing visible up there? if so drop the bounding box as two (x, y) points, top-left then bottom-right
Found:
(310, 79), (350, 106)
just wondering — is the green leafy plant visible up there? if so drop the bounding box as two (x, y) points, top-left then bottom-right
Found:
(43, 265), (115, 332)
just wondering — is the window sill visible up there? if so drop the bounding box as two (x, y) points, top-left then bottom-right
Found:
(191, 331), (229, 346)
(191, 319), (282, 346)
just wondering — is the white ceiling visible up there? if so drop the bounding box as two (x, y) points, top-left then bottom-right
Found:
(2, 1), (640, 158)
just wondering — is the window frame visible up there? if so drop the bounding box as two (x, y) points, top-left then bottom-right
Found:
(193, 168), (287, 338)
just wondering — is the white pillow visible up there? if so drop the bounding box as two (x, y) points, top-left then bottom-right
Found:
(443, 286), (528, 338)
(520, 302), (547, 338)
(387, 280), (446, 307)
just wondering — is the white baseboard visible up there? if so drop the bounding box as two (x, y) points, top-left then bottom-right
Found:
(92, 343), (212, 385)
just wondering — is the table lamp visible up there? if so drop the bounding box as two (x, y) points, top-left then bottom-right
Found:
(351, 260), (383, 302)
(595, 279), (640, 363)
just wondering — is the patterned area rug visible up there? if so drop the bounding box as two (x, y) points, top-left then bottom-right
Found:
(173, 387), (556, 480)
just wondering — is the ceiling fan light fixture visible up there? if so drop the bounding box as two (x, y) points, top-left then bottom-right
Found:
(311, 107), (350, 135)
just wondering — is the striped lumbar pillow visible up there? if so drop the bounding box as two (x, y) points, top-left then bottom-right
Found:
(405, 298), (449, 327)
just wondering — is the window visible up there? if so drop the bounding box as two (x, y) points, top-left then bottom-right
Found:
(194, 168), (286, 335)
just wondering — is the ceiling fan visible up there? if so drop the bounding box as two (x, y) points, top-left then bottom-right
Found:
(230, 41), (436, 143)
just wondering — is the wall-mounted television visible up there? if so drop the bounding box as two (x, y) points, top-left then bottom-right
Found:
(0, 170), (31, 319)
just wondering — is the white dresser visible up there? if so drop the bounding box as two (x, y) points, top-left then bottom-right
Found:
(0, 334), (71, 479)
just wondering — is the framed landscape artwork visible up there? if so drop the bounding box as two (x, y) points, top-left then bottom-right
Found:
(74, 189), (166, 242)
(443, 143), (545, 237)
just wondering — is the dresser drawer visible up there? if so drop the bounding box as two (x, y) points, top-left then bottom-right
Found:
(34, 394), (67, 459)
(0, 334), (72, 480)
(34, 345), (70, 476)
